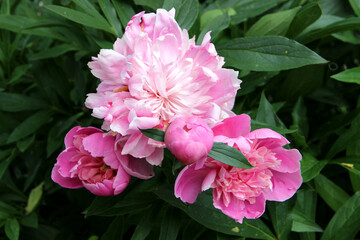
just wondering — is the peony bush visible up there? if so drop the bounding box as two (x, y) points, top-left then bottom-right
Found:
(1, 1), (360, 240)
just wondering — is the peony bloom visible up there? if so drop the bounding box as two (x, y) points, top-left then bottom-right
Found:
(175, 114), (302, 223)
(85, 8), (240, 166)
(165, 117), (214, 166)
(51, 126), (131, 196)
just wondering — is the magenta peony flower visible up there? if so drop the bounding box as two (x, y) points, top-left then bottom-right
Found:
(51, 126), (131, 196)
(165, 117), (214, 166)
(174, 114), (302, 223)
(85, 9), (240, 166)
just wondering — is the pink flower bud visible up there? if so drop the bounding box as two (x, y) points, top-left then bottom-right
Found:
(165, 117), (214, 165)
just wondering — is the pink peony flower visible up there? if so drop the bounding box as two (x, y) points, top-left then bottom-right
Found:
(51, 126), (131, 196)
(175, 114), (302, 223)
(165, 117), (214, 166)
(85, 8), (240, 166)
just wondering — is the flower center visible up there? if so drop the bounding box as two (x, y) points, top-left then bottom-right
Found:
(77, 157), (117, 184)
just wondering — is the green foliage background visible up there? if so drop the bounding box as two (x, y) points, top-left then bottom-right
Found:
(1, 0), (360, 239)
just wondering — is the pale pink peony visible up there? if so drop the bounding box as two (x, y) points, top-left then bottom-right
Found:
(51, 126), (131, 196)
(85, 9), (240, 166)
(175, 114), (302, 223)
(165, 117), (214, 166)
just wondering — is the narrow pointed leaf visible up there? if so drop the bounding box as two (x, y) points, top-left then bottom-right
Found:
(139, 128), (165, 142)
(208, 142), (252, 169)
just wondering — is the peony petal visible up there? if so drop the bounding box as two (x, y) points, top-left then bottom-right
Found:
(113, 166), (131, 195)
(83, 179), (115, 196)
(56, 148), (79, 178)
(64, 126), (81, 148)
(82, 133), (115, 157)
(146, 147), (164, 166)
(246, 128), (289, 146)
(270, 147), (302, 173)
(175, 164), (213, 203)
(212, 114), (251, 139)
(263, 170), (302, 201)
(213, 192), (266, 223)
(51, 164), (83, 189)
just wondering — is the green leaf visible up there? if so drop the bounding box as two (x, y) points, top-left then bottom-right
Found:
(21, 212), (38, 229)
(246, 7), (300, 37)
(72, 0), (105, 20)
(267, 200), (294, 240)
(101, 216), (123, 240)
(321, 191), (360, 240)
(0, 200), (19, 219)
(156, 186), (276, 239)
(256, 92), (285, 127)
(208, 142), (253, 169)
(350, 0), (360, 17)
(291, 209), (323, 232)
(25, 182), (44, 214)
(298, 17), (360, 44)
(98, 0), (123, 37)
(86, 192), (157, 217)
(200, 8), (235, 31)
(197, 11), (230, 44)
(217, 36), (327, 71)
(45, 5), (113, 34)
(29, 44), (78, 61)
(139, 128), (165, 142)
(112, 0), (135, 29)
(314, 174), (350, 211)
(5, 218), (20, 240)
(9, 64), (32, 85)
(251, 121), (297, 135)
(0, 92), (48, 112)
(326, 126), (360, 159)
(7, 110), (53, 143)
(331, 67), (360, 84)
(301, 153), (327, 183)
(175, 0), (199, 30)
(159, 206), (180, 240)
(230, 0), (287, 24)
(134, 0), (164, 10)
(163, 0), (182, 11)
(16, 135), (35, 153)
(286, 3), (322, 39)
(0, 149), (16, 179)
(130, 207), (154, 240)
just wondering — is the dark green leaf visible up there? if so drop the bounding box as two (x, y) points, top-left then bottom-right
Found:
(0, 200), (19, 219)
(301, 153), (327, 183)
(112, 0), (135, 28)
(298, 17), (360, 44)
(256, 92), (286, 128)
(45, 5), (113, 34)
(326, 126), (360, 159)
(101, 216), (123, 240)
(267, 200), (295, 240)
(134, 0), (164, 10)
(208, 142), (253, 169)
(321, 191), (360, 240)
(217, 36), (327, 71)
(0, 92), (48, 112)
(9, 64), (31, 85)
(246, 7), (300, 37)
(7, 110), (53, 143)
(29, 44), (78, 61)
(98, 0), (123, 37)
(16, 135), (35, 153)
(0, 149), (16, 179)
(251, 121), (297, 135)
(140, 128), (165, 142)
(159, 206), (180, 240)
(5, 218), (20, 240)
(155, 186), (276, 239)
(21, 212), (38, 229)
(331, 67), (360, 84)
(314, 174), (350, 211)
(176, 0), (199, 30)
(231, 0), (287, 24)
(286, 3), (322, 38)
(130, 207), (154, 240)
